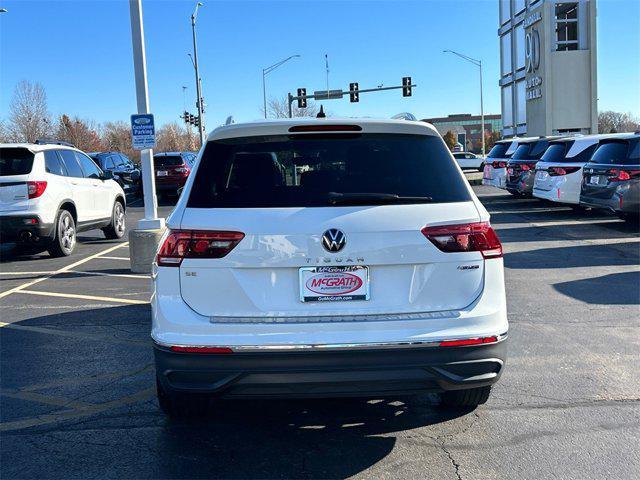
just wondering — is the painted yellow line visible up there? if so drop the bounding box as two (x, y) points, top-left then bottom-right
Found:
(0, 322), (148, 346)
(0, 390), (96, 410)
(0, 387), (155, 432)
(98, 256), (130, 261)
(0, 242), (129, 300)
(16, 289), (149, 305)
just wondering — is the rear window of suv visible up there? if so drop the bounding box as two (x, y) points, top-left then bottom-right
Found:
(487, 143), (510, 159)
(0, 148), (34, 176)
(588, 140), (640, 165)
(542, 141), (598, 163)
(187, 133), (471, 208)
(154, 155), (184, 167)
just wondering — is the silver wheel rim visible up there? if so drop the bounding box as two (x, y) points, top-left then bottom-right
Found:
(60, 214), (75, 253)
(114, 203), (125, 235)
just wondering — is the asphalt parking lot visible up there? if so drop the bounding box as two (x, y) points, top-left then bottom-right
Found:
(1, 186), (639, 480)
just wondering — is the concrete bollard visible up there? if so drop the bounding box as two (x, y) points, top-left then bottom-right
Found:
(129, 229), (165, 274)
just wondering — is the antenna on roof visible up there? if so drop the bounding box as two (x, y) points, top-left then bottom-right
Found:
(316, 105), (326, 118)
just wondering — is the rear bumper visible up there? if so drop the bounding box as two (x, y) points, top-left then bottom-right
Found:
(506, 171), (535, 195)
(155, 177), (188, 192)
(154, 338), (507, 398)
(0, 215), (55, 244)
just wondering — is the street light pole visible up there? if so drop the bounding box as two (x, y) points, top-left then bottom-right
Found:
(443, 50), (485, 158)
(191, 2), (205, 146)
(262, 55), (300, 119)
(128, 0), (163, 231)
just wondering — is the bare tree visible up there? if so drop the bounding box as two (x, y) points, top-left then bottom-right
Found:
(598, 111), (640, 134)
(101, 121), (138, 163)
(156, 122), (199, 152)
(0, 120), (10, 143)
(8, 80), (52, 142)
(265, 95), (320, 119)
(55, 114), (102, 152)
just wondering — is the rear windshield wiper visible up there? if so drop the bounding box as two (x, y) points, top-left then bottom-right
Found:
(326, 192), (433, 205)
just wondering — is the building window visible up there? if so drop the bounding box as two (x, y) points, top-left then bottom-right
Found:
(502, 85), (513, 128)
(501, 32), (512, 77)
(500, 0), (511, 25)
(515, 23), (525, 70)
(516, 80), (526, 125)
(555, 2), (579, 51)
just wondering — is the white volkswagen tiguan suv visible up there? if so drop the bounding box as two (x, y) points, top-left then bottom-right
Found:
(0, 142), (126, 256)
(152, 119), (508, 416)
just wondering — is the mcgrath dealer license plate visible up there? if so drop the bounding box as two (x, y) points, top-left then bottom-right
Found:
(157, 170), (168, 177)
(299, 265), (369, 302)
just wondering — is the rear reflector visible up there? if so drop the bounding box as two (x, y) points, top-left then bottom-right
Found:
(439, 336), (498, 347)
(157, 229), (245, 267)
(170, 346), (233, 354)
(421, 222), (502, 258)
(27, 181), (47, 199)
(288, 124), (362, 132)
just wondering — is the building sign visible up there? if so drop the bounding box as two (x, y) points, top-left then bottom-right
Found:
(130, 114), (156, 150)
(525, 14), (542, 102)
(523, 11), (542, 28)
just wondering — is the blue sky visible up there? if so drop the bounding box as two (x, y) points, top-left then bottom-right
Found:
(1, 0), (639, 129)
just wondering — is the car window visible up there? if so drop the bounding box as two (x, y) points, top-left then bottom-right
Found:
(510, 144), (532, 160)
(112, 155), (125, 167)
(487, 143), (509, 159)
(120, 154), (133, 167)
(58, 150), (85, 178)
(0, 148), (35, 176)
(154, 155), (184, 167)
(566, 143), (598, 163)
(188, 133), (472, 208)
(589, 140), (640, 165)
(75, 152), (103, 179)
(453, 153), (464, 159)
(44, 150), (67, 176)
(104, 156), (115, 169)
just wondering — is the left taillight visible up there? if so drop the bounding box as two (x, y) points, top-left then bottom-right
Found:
(421, 222), (502, 259)
(27, 181), (47, 199)
(156, 229), (245, 267)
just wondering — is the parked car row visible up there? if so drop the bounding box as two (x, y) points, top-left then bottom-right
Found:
(482, 132), (640, 222)
(0, 140), (198, 257)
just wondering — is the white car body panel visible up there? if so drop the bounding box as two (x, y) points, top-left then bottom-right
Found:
(533, 161), (585, 204)
(152, 119), (507, 351)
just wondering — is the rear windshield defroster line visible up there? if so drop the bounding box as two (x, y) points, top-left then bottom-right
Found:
(187, 133), (472, 208)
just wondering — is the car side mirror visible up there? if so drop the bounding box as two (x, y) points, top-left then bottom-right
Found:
(101, 170), (114, 180)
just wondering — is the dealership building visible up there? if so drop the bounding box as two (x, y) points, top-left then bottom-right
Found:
(498, 0), (597, 137)
(421, 114), (502, 152)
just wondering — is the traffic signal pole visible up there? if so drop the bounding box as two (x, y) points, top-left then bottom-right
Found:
(287, 80), (417, 118)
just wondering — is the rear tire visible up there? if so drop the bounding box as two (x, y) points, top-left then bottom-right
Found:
(439, 386), (492, 408)
(102, 201), (126, 240)
(156, 376), (210, 418)
(47, 210), (76, 257)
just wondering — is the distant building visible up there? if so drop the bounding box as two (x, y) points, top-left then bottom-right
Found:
(498, 0), (597, 137)
(421, 113), (502, 152)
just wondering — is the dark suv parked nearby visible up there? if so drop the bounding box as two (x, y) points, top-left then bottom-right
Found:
(89, 152), (141, 195)
(505, 137), (561, 196)
(580, 133), (640, 222)
(153, 152), (195, 196)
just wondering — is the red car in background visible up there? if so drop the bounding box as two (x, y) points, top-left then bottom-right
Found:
(153, 152), (197, 197)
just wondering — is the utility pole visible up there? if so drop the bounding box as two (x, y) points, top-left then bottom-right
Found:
(128, 0), (163, 231)
(191, 2), (205, 146)
(443, 50), (485, 157)
(262, 55), (300, 119)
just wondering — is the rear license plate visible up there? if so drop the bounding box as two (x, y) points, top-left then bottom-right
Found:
(483, 165), (492, 179)
(299, 265), (369, 302)
(157, 170), (168, 177)
(507, 167), (514, 175)
(536, 171), (548, 180)
(589, 175), (601, 185)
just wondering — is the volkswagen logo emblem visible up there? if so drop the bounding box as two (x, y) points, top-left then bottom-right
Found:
(322, 229), (346, 253)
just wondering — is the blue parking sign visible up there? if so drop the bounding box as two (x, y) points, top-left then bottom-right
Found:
(131, 114), (156, 150)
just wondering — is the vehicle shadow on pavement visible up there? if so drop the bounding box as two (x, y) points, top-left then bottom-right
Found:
(553, 271), (640, 305)
(154, 396), (471, 479)
(503, 242), (639, 269)
(0, 305), (474, 479)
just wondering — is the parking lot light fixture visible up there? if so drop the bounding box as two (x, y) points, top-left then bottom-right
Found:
(262, 55), (301, 119)
(443, 50), (485, 158)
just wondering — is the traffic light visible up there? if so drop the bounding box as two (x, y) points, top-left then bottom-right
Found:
(183, 111), (189, 125)
(349, 83), (359, 103)
(194, 115), (200, 128)
(297, 88), (307, 108)
(402, 77), (412, 97)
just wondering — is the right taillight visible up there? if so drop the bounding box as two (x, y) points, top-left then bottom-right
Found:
(492, 161), (507, 168)
(421, 222), (502, 259)
(549, 166), (581, 176)
(156, 229), (245, 267)
(608, 169), (640, 181)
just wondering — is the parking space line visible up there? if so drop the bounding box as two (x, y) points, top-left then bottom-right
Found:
(0, 322), (148, 346)
(0, 242), (130, 300)
(98, 256), (130, 261)
(0, 387), (155, 432)
(0, 390), (96, 410)
(16, 290), (149, 305)
(67, 270), (149, 279)
(0, 271), (57, 276)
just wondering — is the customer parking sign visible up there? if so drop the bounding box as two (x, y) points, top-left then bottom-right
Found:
(131, 114), (156, 150)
